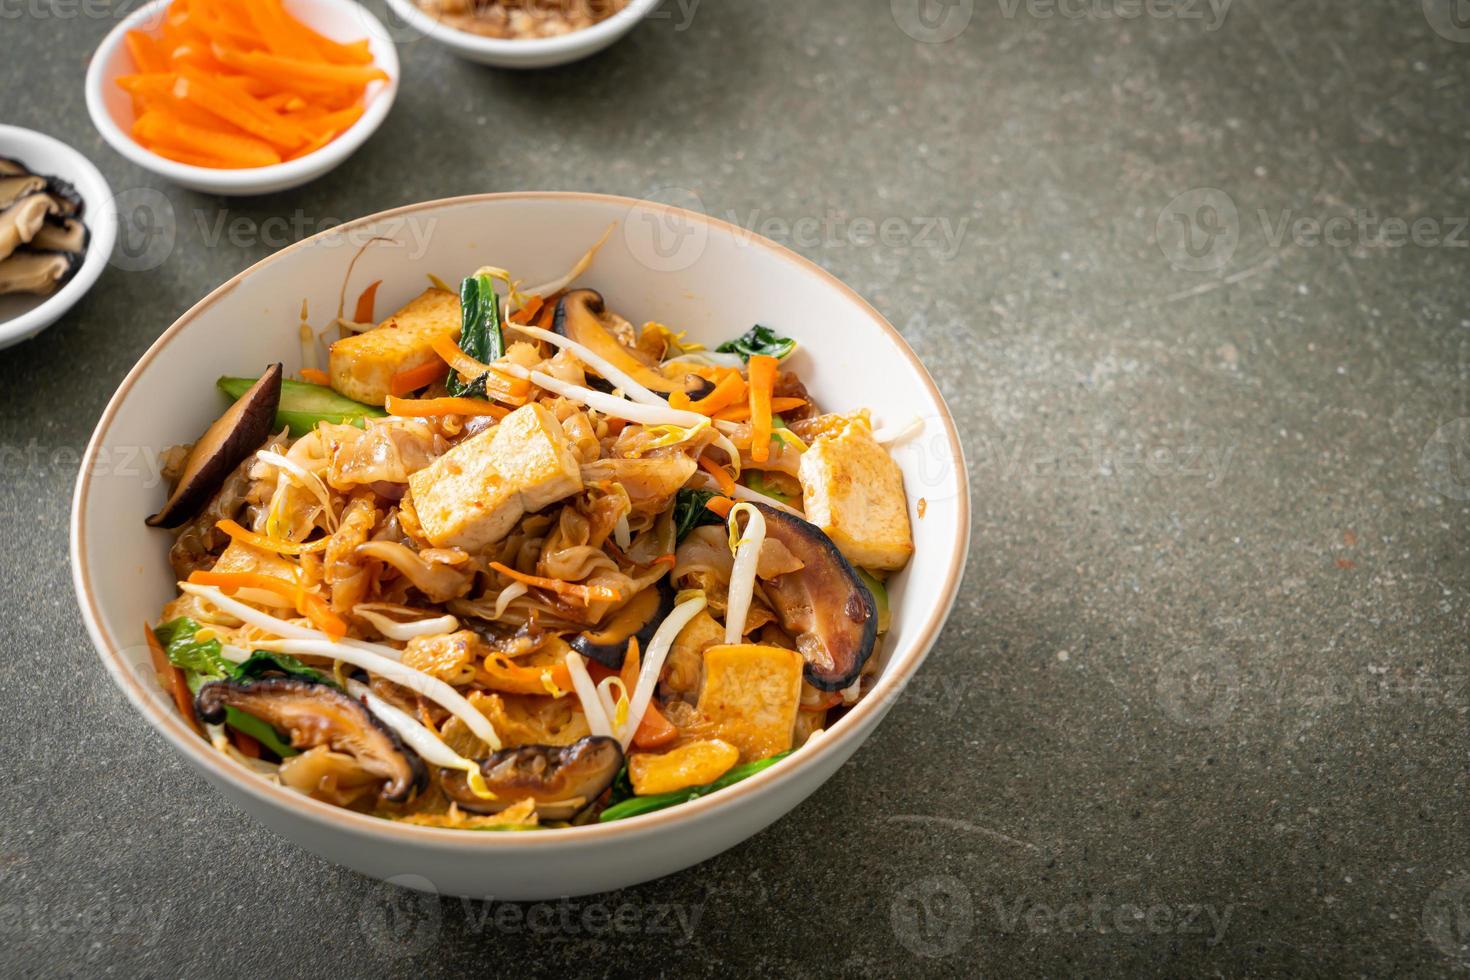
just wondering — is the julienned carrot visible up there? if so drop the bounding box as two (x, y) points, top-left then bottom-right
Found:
(680, 371), (746, 416)
(134, 109), (281, 167)
(510, 295), (543, 325)
(119, 0), (382, 169)
(747, 354), (779, 463)
(712, 396), (805, 423)
(478, 653), (575, 697)
(145, 622), (204, 735)
(633, 701), (679, 749)
(353, 280), (381, 324)
(216, 517), (328, 554)
(125, 30), (167, 72)
(429, 334), (531, 405)
(187, 569), (347, 639)
(488, 562), (621, 605)
(389, 359), (447, 396)
(697, 454), (736, 496)
(385, 396), (510, 420)
(704, 495), (734, 519)
(299, 367), (330, 385)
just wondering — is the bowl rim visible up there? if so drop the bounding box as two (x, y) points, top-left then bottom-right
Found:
(0, 125), (118, 349)
(382, 0), (661, 56)
(83, 0), (399, 190)
(70, 191), (971, 848)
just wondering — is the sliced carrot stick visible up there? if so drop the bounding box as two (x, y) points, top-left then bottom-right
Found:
(145, 622), (204, 736)
(173, 68), (309, 150)
(353, 279), (381, 324)
(488, 562), (621, 604)
(676, 371), (745, 416)
(299, 367), (331, 385)
(429, 334), (531, 404)
(389, 358), (447, 396)
(187, 569), (347, 639)
(633, 701), (679, 749)
(243, 0), (319, 60)
(217, 45), (388, 85)
(510, 295), (543, 325)
(216, 517), (328, 554)
(385, 396), (510, 420)
(698, 454), (736, 496)
(747, 354), (779, 464)
(478, 653), (575, 697)
(134, 109), (281, 167)
(712, 396), (805, 423)
(148, 144), (240, 169)
(704, 495), (734, 519)
(125, 30), (168, 72)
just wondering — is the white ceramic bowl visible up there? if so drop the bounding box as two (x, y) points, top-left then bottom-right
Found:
(85, 0), (398, 196)
(383, 0), (660, 68)
(71, 193), (969, 899)
(0, 125), (117, 350)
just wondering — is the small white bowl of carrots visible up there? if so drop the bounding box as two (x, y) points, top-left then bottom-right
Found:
(85, 0), (398, 196)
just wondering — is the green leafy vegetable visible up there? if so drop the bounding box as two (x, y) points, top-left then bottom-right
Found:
(716, 325), (796, 362)
(673, 488), (726, 543)
(217, 377), (383, 437)
(231, 651), (336, 687)
(154, 617), (234, 677)
(599, 752), (792, 822)
(446, 274), (505, 400)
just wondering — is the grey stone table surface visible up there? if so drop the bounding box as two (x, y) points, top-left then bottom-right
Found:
(2, 0), (1467, 975)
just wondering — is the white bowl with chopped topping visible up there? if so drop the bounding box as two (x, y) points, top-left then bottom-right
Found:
(0, 125), (115, 350)
(70, 192), (969, 899)
(383, 0), (661, 68)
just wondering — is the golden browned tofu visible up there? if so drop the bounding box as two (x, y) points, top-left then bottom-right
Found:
(406, 403), (582, 552)
(327, 288), (459, 406)
(797, 418), (914, 571)
(696, 644), (804, 761)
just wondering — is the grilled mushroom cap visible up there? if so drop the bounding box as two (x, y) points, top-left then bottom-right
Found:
(570, 576), (676, 669)
(0, 250), (78, 297)
(146, 364), (283, 527)
(752, 503), (878, 691)
(440, 736), (624, 821)
(0, 193), (57, 263)
(553, 289), (683, 394)
(196, 677), (427, 802)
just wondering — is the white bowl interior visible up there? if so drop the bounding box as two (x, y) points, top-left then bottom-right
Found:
(73, 194), (967, 866)
(87, 0), (397, 193)
(0, 126), (117, 349)
(383, 0), (659, 68)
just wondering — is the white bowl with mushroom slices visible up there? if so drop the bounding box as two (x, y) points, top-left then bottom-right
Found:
(0, 126), (115, 350)
(383, 0), (662, 68)
(70, 192), (970, 899)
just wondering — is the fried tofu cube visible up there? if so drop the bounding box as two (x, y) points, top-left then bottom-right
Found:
(327, 288), (459, 406)
(797, 418), (914, 571)
(407, 403), (582, 552)
(696, 644), (804, 761)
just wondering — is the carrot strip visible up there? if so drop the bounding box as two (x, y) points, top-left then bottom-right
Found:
(747, 354), (779, 463)
(217, 45), (388, 85)
(173, 69), (308, 150)
(510, 295), (543, 325)
(147, 144), (239, 169)
(619, 638), (641, 693)
(216, 517), (328, 554)
(385, 396), (510, 420)
(243, 0), (319, 60)
(187, 570), (347, 640)
(298, 367), (330, 385)
(145, 622), (204, 735)
(633, 701), (679, 749)
(429, 334), (531, 404)
(125, 30), (168, 72)
(134, 109), (281, 167)
(680, 371), (746, 416)
(353, 279), (381, 324)
(704, 495), (734, 519)
(389, 359), (447, 396)
(478, 653), (575, 697)
(488, 562), (621, 604)
(231, 729), (263, 758)
(697, 454), (736, 496)
(712, 396), (805, 423)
